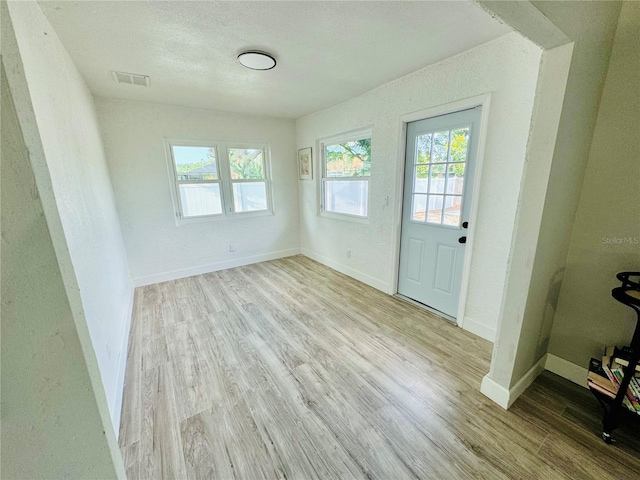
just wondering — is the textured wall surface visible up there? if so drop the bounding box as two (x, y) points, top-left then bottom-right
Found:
(95, 98), (299, 284)
(548, 1), (640, 367)
(507, 0), (624, 386)
(5, 0), (133, 432)
(296, 32), (541, 340)
(1, 62), (119, 479)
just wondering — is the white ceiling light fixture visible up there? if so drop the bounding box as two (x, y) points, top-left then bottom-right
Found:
(237, 51), (276, 70)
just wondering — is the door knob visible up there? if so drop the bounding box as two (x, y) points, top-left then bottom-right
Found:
(458, 236), (467, 244)
(462, 221), (469, 229)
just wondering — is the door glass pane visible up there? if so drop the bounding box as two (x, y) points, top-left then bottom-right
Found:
(416, 134), (432, 164)
(443, 195), (462, 226)
(412, 194), (427, 222)
(228, 148), (265, 180)
(427, 194), (443, 224)
(447, 163), (465, 194)
(324, 180), (368, 217)
(450, 128), (469, 163)
(172, 146), (218, 180)
(429, 164), (445, 194)
(414, 165), (429, 193)
(432, 131), (450, 163)
(232, 182), (268, 212)
(179, 183), (222, 217)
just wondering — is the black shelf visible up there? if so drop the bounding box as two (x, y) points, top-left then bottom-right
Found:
(589, 272), (640, 443)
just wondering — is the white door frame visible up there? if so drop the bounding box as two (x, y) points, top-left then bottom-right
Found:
(390, 93), (492, 327)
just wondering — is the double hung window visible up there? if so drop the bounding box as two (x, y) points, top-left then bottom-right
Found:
(320, 130), (372, 218)
(167, 141), (271, 223)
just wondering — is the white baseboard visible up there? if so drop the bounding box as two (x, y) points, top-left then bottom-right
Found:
(544, 353), (588, 389)
(480, 375), (510, 409)
(132, 248), (300, 287)
(112, 282), (135, 438)
(481, 354), (547, 409)
(509, 354), (547, 403)
(300, 248), (390, 293)
(461, 316), (496, 342)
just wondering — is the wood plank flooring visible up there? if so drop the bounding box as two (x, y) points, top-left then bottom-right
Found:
(119, 255), (640, 479)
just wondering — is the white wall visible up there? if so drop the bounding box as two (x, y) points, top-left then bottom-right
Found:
(5, 0), (133, 435)
(548, 1), (640, 369)
(95, 98), (299, 285)
(1, 61), (121, 479)
(296, 32), (542, 341)
(502, 0), (623, 388)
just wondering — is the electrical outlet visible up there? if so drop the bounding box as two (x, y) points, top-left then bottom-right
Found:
(229, 244), (236, 253)
(347, 249), (352, 259)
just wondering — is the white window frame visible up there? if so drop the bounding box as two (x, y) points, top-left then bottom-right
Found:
(319, 128), (372, 222)
(165, 139), (273, 225)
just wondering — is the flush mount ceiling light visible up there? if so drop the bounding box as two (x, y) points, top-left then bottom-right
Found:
(237, 51), (276, 70)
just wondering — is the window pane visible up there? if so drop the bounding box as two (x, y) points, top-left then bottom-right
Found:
(447, 163), (465, 194)
(232, 182), (268, 212)
(443, 195), (462, 226)
(414, 165), (429, 193)
(450, 128), (469, 163)
(179, 183), (222, 217)
(429, 164), (445, 194)
(432, 131), (449, 163)
(173, 146), (218, 180)
(416, 134), (432, 164)
(412, 194), (427, 222)
(325, 138), (371, 178)
(324, 180), (368, 217)
(228, 148), (265, 180)
(427, 194), (443, 224)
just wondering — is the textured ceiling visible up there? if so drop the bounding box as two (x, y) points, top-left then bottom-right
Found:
(39, 1), (512, 118)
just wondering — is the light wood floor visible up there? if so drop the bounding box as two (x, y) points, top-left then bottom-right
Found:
(119, 255), (640, 479)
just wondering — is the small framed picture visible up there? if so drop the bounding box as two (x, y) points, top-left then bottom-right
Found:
(298, 147), (312, 180)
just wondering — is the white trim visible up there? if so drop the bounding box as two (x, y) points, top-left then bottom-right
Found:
(319, 127), (373, 149)
(318, 128), (372, 220)
(132, 248), (300, 287)
(481, 354), (547, 409)
(390, 93), (492, 328)
(461, 316), (496, 342)
(544, 353), (588, 389)
(509, 354), (547, 404)
(319, 210), (370, 224)
(455, 97), (490, 327)
(301, 248), (391, 293)
(112, 282), (135, 437)
(480, 375), (510, 409)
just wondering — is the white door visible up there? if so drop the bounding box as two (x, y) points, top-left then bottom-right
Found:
(398, 107), (481, 318)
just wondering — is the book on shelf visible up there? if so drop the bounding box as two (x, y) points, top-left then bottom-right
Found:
(587, 356), (640, 413)
(588, 380), (616, 399)
(588, 358), (617, 395)
(604, 345), (640, 375)
(603, 364), (640, 413)
(603, 346), (640, 398)
(587, 372), (616, 396)
(610, 368), (640, 402)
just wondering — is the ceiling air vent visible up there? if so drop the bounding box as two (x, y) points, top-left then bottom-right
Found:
(110, 70), (150, 87)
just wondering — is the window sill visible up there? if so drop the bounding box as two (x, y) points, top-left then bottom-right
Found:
(175, 209), (274, 226)
(319, 210), (369, 224)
